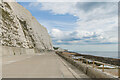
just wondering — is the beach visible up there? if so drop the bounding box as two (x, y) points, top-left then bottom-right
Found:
(65, 51), (120, 66)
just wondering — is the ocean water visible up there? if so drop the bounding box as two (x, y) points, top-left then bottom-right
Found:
(75, 51), (119, 59)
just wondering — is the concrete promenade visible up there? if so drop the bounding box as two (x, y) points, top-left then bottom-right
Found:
(2, 52), (89, 78)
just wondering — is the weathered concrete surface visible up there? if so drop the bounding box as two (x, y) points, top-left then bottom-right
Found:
(1, 46), (35, 56)
(2, 52), (89, 78)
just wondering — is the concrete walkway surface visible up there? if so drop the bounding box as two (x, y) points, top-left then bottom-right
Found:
(2, 52), (89, 78)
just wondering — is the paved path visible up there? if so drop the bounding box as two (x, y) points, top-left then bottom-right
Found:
(2, 52), (89, 78)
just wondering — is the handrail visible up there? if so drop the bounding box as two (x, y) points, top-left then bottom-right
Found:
(56, 51), (119, 77)
(71, 55), (118, 73)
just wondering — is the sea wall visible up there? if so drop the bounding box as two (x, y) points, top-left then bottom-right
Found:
(56, 51), (117, 79)
(1, 46), (35, 56)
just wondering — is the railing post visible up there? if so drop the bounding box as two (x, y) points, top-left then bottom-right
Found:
(86, 60), (88, 65)
(93, 60), (95, 68)
(118, 66), (120, 78)
(102, 64), (104, 72)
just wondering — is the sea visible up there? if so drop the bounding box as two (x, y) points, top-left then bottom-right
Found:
(74, 51), (119, 59)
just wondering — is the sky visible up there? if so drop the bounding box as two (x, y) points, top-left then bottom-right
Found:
(18, 2), (118, 52)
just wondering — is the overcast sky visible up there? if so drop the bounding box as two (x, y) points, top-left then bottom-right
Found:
(19, 2), (118, 51)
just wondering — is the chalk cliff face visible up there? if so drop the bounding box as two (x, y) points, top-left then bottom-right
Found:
(0, 2), (53, 50)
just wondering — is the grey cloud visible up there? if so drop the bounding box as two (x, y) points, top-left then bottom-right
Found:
(51, 30), (113, 45)
(76, 2), (113, 12)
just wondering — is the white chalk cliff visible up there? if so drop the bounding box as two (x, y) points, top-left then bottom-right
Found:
(0, 2), (53, 50)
